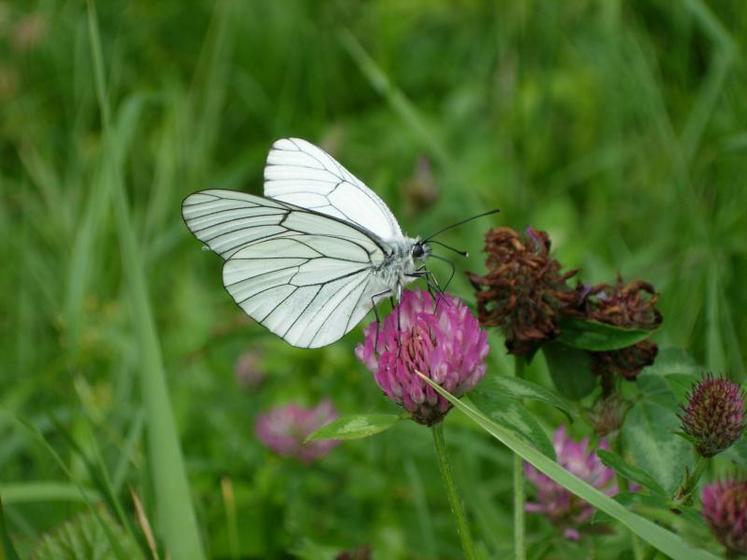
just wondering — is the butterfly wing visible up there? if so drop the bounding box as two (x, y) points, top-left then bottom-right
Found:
(181, 189), (292, 259)
(182, 189), (391, 347)
(264, 138), (403, 240)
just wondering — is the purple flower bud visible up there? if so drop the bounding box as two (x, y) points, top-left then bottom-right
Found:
(356, 290), (489, 426)
(702, 479), (747, 556)
(524, 427), (618, 539)
(680, 374), (745, 458)
(255, 400), (339, 463)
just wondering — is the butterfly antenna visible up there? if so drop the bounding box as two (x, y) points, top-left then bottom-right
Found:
(428, 240), (469, 257)
(423, 208), (501, 243)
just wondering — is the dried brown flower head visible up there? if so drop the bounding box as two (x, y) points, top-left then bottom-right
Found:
(468, 227), (579, 356)
(579, 278), (662, 384)
(403, 156), (438, 216)
(588, 394), (632, 437)
(591, 340), (659, 382)
(578, 278), (662, 330)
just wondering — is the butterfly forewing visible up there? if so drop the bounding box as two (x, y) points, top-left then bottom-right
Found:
(265, 138), (402, 240)
(182, 190), (290, 259)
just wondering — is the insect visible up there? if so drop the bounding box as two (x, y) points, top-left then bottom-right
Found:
(182, 138), (496, 348)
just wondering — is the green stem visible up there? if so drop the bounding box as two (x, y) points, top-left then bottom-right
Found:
(432, 422), (475, 560)
(673, 453), (709, 507)
(513, 357), (526, 560)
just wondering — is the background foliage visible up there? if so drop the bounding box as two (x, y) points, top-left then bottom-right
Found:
(1, 0), (745, 558)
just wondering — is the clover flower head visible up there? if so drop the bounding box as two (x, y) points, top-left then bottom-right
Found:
(681, 374), (745, 458)
(702, 479), (747, 556)
(468, 227), (579, 356)
(255, 400), (339, 463)
(356, 290), (488, 426)
(524, 427), (618, 540)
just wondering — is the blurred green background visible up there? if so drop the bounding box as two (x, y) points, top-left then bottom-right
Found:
(1, 0), (745, 558)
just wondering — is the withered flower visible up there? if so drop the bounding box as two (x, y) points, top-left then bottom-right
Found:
(468, 227), (579, 356)
(587, 394), (632, 437)
(591, 340), (659, 382)
(403, 156), (438, 216)
(578, 279), (661, 329)
(580, 278), (662, 384)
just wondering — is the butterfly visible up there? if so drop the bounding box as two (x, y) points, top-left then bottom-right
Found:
(182, 138), (435, 348)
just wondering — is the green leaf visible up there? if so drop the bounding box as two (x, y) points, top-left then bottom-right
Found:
(639, 348), (700, 376)
(662, 374), (699, 403)
(635, 374), (680, 408)
(622, 398), (691, 493)
(306, 414), (401, 441)
(32, 510), (140, 560)
(417, 374), (719, 560)
(596, 450), (668, 496)
(556, 317), (654, 351)
(473, 374), (575, 422)
(468, 393), (555, 459)
(722, 437), (747, 468)
(542, 342), (597, 400)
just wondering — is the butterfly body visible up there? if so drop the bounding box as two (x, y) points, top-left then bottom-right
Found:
(372, 237), (429, 300)
(182, 138), (431, 348)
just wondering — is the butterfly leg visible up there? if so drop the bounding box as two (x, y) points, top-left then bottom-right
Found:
(424, 258), (455, 313)
(421, 269), (437, 302)
(419, 265), (446, 312)
(441, 258), (456, 292)
(389, 291), (405, 358)
(406, 265), (439, 297)
(369, 289), (393, 351)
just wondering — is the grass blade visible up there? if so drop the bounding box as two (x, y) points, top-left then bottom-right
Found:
(0, 497), (22, 560)
(85, 1), (205, 557)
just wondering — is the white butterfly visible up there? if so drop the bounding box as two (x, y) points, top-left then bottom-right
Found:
(182, 138), (431, 348)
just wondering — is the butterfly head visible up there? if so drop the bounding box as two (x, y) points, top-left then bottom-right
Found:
(411, 239), (431, 262)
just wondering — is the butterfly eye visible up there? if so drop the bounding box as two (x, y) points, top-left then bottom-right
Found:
(412, 244), (425, 259)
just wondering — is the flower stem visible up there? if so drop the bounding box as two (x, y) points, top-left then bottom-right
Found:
(513, 357), (526, 560)
(672, 453), (709, 507)
(432, 422), (475, 560)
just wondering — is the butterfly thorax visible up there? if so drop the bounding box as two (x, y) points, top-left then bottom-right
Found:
(372, 236), (429, 299)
